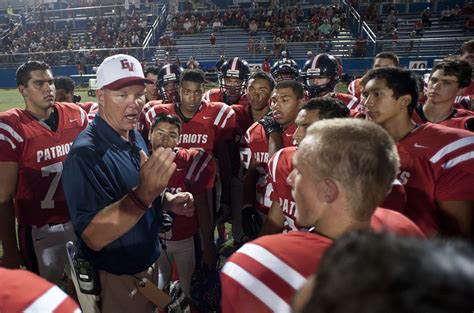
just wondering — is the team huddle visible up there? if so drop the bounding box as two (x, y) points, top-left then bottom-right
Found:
(0, 39), (473, 313)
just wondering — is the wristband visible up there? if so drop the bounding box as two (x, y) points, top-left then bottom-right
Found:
(129, 189), (151, 212)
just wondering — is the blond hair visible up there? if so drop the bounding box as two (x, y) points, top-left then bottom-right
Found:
(298, 119), (399, 220)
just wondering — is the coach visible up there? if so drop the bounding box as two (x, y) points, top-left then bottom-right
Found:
(63, 54), (194, 312)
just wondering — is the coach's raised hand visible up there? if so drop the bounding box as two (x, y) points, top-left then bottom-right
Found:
(135, 148), (177, 206)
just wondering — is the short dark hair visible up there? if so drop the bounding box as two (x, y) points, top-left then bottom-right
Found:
(302, 97), (350, 119)
(54, 76), (75, 93)
(180, 69), (205, 85)
(431, 57), (472, 88)
(144, 66), (161, 77)
(275, 80), (305, 99)
(150, 113), (182, 133)
(361, 67), (418, 115)
(16, 61), (51, 86)
(248, 71), (276, 90)
(460, 39), (474, 55)
(303, 231), (474, 313)
(374, 52), (399, 67)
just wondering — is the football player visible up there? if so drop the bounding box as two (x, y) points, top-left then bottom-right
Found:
(456, 39), (474, 110)
(228, 71), (274, 244)
(0, 267), (79, 312)
(412, 57), (474, 130)
(144, 66), (162, 102)
(270, 58), (300, 83)
(221, 119), (423, 313)
(242, 80), (304, 239)
(301, 53), (359, 110)
(149, 113), (216, 297)
(347, 52), (400, 102)
(138, 64), (183, 145)
(54, 76), (96, 113)
(0, 61), (87, 284)
(261, 98), (351, 235)
(204, 57), (250, 106)
(361, 67), (474, 237)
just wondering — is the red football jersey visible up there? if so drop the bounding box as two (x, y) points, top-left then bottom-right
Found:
(412, 105), (474, 130)
(86, 102), (99, 123)
(0, 268), (79, 313)
(203, 88), (250, 106)
(75, 101), (96, 113)
(145, 101), (236, 154)
(138, 99), (164, 140)
(245, 122), (296, 214)
(221, 209), (423, 313)
(347, 77), (361, 101)
(230, 104), (255, 179)
(161, 148), (216, 241)
(0, 103), (87, 227)
(330, 92), (361, 111)
(397, 123), (474, 236)
(268, 146), (299, 232)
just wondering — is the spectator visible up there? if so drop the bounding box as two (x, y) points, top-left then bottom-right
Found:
(210, 32), (217, 51)
(212, 19), (222, 32)
(386, 9), (398, 28)
(414, 19), (424, 36)
(408, 30), (417, 52)
(62, 54), (193, 312)
(248, 38), (256, 55)
(421, 9), (432, 28)
(319, 19), (332, 39)
(262, 57), (271, 73)
(214, 55), (226, 72)
(249, 19), (258, 36)
(186, 56), (199, 69)
(352, 37), (366, 57)
(183, 18), (193, 34)
(256, 36), (265, 53)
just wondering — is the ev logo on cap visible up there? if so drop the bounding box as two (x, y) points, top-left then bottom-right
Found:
(120, 59), (135, 72)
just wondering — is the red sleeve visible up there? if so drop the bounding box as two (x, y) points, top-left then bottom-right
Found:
(433, 136), (474, 202)
(186, 150), (217, 194)
(0, 113), (22, 162)
(144, 103), (172, 129)
(214, 103), (236, 142)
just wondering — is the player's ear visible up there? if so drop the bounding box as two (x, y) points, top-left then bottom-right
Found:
(18, 84), (27, 98)
(398, 94), (411, 110)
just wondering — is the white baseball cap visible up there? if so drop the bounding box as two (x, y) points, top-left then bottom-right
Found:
(96, 54), (152, 90)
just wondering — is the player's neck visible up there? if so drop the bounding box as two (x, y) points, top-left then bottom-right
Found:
(313, 212), (371, 240)
(383, 115), (416, 142)
(423, 100), (455, 123)
(25, 104), (53, 121)
(250, 106), (269, 122)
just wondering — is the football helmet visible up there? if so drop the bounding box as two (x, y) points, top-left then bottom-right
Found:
(157, 64), (183, 103)
(270, 58), (300, 82)
(218, 57), (251, 103)
(301, 53), (339, 98)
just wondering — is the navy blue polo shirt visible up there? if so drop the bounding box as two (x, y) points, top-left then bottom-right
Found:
(63, 115), (161, 275)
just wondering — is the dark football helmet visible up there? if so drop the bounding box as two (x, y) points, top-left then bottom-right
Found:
(218, 57), (251, 104)
(270, 58), (300, 82)
(157, 64), (183, 103)
(301, 53), (339, 98)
